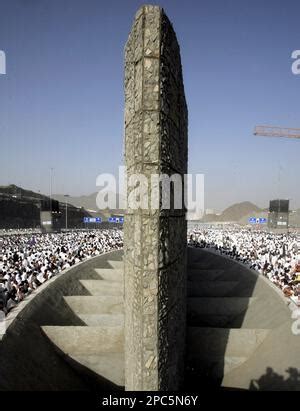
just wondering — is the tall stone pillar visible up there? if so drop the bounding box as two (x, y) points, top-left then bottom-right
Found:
(124, 5), (188, 391)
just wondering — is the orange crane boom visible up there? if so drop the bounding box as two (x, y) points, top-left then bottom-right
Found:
(254, 125), (300, 139)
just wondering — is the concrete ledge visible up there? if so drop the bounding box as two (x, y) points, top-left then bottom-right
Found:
(197, 248), (292, 307)
(42, 325), (124, 354)
(64, 296), (124, 315)
(0, 249), (124, 391)
(77, 313), (124, 327)
(80, 280), (124, 296)
(1, 250), (122, 340)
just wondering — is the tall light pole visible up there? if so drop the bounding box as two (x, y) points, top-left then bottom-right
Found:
(49, 167), (54, 213)
(64, 194), (70, 230)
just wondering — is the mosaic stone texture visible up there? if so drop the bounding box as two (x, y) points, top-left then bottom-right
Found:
(124, 5), (188, 391)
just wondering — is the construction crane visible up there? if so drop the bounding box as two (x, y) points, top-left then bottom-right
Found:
(254, 125), (300, 139)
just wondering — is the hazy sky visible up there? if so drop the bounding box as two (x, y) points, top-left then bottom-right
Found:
(0, 0), (300, 211)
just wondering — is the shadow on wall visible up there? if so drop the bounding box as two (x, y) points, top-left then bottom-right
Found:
(250, 367), (300, 391)
(185, 247), (300, 392)
(184, 247), (260, 390)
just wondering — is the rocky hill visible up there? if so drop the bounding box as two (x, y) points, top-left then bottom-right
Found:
(221, 201), (263, 222)
(0, 185), (90, 229)
(202, 201), (264, 223)
(52, 192), (124, 217)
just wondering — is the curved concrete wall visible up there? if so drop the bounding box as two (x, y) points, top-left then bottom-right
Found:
(201, 248), (291, 307)
(0, 250), (123, 391)
(186, 247), (298, 391)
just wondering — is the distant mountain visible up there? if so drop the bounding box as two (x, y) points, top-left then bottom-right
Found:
(0, 185), (90, 229)
(0, 185), (126, 229)
(202, 201), (263, 223)
(220, 201), (262, 222)
(53, 192), (99, 213)
(4, 185), (299, 228)
(0, 184), (47, 201)
(52, 192), (125, 217)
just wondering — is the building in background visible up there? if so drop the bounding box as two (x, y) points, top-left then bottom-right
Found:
(268, 199), (289, 229)
(40, 199), (61, 233)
